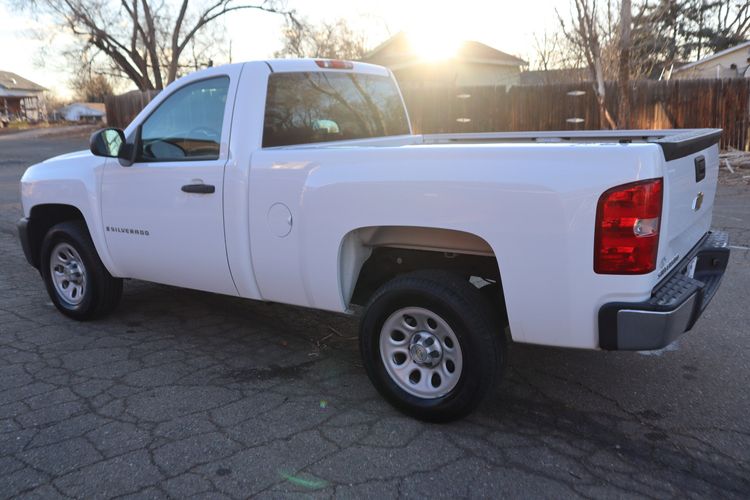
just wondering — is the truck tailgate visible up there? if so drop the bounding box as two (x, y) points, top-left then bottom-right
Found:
(656, 130), (721, 280)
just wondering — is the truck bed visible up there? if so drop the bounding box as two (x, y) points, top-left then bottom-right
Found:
(423, 129), (722, 161)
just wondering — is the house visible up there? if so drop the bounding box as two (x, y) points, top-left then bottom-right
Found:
(0, 70), (47, 124)
(671, 40), (750, 79)
(59, 102), (106, 122)
(362, 32), (527, 88)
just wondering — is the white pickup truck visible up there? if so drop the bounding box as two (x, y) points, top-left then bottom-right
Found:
(18, 59), (730, 421)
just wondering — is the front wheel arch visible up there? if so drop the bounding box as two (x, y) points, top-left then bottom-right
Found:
(25, 204), (86, 269)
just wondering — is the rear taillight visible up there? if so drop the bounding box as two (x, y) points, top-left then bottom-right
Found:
(594, 178), (663, 274)
(315, 60), (354, 70)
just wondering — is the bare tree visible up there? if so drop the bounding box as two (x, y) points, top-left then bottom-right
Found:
(532, 30), (593, 81)
(274, 16), (368, 60)
(558, 0), (618, 129)
(618, 0), (631, 128)
(13, 0), (294, 91)
(630, 0), (750, 77)
(71, 72), (114, 103)
(42, 92), (68, 120)
(532, 32), (566, 74)
(533, 0), (748, 122)
(714, 0), (750, 47)
(684, 0), (750, 55)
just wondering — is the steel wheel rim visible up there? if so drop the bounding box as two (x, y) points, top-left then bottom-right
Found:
(49, 242), (87, 306)
(379, 307), (463, 399)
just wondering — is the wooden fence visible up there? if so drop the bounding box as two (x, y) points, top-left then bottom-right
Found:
(105, 90), (160, 129)
(105, 78), (750, 150)
(400, 78), (750, 150)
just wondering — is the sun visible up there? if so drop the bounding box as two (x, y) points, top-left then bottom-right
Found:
(406, 29), (462, 62)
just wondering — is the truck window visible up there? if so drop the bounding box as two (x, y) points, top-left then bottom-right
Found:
(263, 72), (410, 147)
(139, 76), (229, 162)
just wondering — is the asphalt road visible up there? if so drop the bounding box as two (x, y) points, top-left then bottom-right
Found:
(1, 129), (748, 498)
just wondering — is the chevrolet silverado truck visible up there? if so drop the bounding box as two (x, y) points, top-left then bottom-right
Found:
(17, 59), (730, 421)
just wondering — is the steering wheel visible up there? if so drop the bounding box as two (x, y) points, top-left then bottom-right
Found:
(143, 140), (186, 159)
(188, 126), (220, 140)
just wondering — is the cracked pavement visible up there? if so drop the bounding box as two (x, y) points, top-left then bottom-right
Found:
(1, 129), (749, 498)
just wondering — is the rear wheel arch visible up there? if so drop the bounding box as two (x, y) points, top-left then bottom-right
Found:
(338, 226), (509, 325)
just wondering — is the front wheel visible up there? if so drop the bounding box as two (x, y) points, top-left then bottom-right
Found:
(360, 271), (505, 422)
(40, 221), (123, 320)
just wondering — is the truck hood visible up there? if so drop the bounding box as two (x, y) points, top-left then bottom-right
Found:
(21, 148), (105, 190)
(42, 149), (92, 163)
(20, 148), (107, 219)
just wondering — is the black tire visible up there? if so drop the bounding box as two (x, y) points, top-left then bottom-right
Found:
(479, 281), (509, 327)
(40, 221), (122, 320)
(360, 270), (505, 422)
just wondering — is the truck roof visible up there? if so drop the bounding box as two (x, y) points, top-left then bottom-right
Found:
(264, 58), (390, 77)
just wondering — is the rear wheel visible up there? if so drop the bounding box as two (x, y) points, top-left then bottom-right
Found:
(40, 221), (122, 320)
(379, 306), (464, 400)
(360, 271), (505, 422)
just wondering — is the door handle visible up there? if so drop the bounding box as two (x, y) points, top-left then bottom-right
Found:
(181, 183), (215, 194)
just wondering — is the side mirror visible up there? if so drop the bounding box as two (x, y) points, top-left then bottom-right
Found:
(90, 128), (125, 158)
(116, 125), (141, 167)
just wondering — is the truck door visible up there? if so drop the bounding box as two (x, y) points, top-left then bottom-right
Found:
(100, 73), (238, 296)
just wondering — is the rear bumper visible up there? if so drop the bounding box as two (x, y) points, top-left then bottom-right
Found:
(599, 230), (730, 350)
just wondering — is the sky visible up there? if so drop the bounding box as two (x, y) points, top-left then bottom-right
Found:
(0, 0), (571, 99)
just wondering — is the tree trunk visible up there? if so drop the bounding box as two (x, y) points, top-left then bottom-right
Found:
(594, 58), (618, 130)
(618, 0), (632, 129)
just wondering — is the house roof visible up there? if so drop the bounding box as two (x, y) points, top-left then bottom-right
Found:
(673, 40), (750, 73)
(0, 71), (47, 92)
(363, 32), (527, 70)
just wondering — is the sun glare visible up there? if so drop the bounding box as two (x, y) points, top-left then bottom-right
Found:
(407, 30), (462, 62)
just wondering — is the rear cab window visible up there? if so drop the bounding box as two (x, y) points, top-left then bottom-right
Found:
(262, 72), (410, 147)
